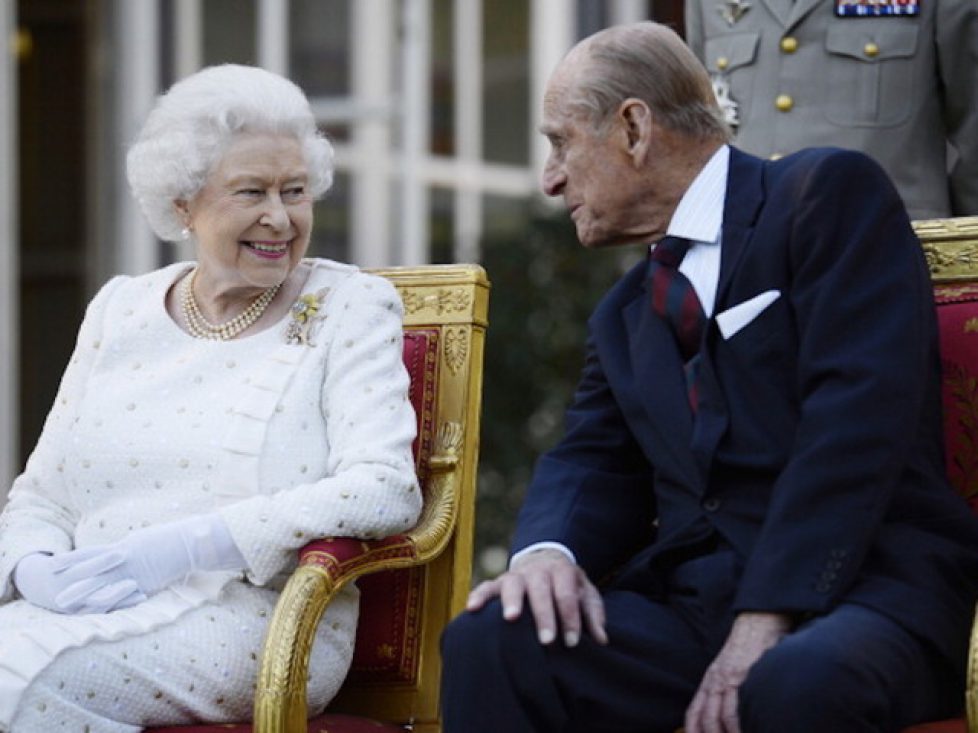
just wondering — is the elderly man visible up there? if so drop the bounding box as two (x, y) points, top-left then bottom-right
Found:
(441, 21), (978, 733)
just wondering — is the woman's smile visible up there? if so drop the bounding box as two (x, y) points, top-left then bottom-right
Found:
(243, 240), (291, 258)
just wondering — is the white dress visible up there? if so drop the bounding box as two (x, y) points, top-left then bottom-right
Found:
(0, 259), (422, 731)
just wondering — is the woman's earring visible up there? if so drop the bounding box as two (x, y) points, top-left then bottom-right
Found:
(180, 226), (191, 240)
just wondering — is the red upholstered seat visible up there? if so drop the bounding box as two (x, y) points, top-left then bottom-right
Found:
(145, 265), (489, 733)
(935, 281), (978, 510)
(898, 221), (978, 733)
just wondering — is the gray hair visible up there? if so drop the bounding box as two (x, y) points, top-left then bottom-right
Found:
(126, 64), (334, 242)
(571, 22), (731, 142)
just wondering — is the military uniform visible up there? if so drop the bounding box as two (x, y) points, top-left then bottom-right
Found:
(685, 0), (978, 219)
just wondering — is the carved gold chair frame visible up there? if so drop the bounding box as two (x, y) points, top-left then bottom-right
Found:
(252, 264), (489, 733)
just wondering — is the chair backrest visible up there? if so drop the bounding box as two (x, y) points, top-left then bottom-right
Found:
(327, 264), (489, 732)
(916, 217), (978, 508)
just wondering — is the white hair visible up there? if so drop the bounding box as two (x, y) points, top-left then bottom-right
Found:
(126, 64), (334, 242)
(571, 23), (731, 142)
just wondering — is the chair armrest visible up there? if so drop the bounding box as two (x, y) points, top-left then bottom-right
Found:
(298, 534), (419, 576)
(967, 603), (978, 733)
(253, 422), (464, 733)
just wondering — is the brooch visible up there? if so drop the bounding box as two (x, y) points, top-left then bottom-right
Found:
(285, 288), (330, 346)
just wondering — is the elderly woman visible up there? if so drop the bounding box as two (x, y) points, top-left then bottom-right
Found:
(0, 64), (421, 731)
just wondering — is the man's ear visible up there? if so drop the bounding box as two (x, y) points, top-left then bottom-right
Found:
(618, 98), (652, 165)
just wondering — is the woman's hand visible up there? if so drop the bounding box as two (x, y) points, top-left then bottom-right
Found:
(13, 550), (146, 614)
(68, 513), (247, 598)
(110, 513), (246, 595)
(14, 514), (245, 614)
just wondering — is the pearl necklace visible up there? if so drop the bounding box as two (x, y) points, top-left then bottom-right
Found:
(180, 269), (281, 341)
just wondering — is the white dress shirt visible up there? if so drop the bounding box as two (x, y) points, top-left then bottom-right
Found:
(659, 143), (729, 317)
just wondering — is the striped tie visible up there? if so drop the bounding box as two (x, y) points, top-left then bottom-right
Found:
(649, 236), (706, 409)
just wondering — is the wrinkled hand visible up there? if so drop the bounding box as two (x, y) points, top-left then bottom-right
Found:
(466, 548), (608, 648)
(13, 550), (146, 615)
(684, 612), (792, 733)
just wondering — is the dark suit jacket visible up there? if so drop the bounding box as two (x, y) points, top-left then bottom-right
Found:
(512, 146), (978, 664)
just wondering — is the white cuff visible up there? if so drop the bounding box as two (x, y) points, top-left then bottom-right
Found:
(509, 542), (576, 569)
(183, 514), (247, 572)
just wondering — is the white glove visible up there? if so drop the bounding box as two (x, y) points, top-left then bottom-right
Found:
(92, 513), (246, 596)
(13, 549), (147, 614)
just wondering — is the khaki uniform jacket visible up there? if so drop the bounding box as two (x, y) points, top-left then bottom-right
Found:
(685, 0), (978, 219)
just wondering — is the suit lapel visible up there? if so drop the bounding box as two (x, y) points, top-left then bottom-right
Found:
(621, 271), (701, 488)
(715, 148), (765, 310)
(697, 147), (767, 468)
(609, 149), (768, 488)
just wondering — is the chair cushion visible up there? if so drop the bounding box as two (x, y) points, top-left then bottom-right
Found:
(907, 285), (978, 733)
(346, 566), (426, 684)
(935, 282), (978, 507)
(340, 328), (438, 684)
(403, 329), (439, 479)
(148, 712), (405, 731)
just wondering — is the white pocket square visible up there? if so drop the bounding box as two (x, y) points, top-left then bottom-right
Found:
(715, 290), (781, 340)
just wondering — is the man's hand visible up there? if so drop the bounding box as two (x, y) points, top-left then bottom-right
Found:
(465, 548), (608, 648)
(684, 612), (792, 733)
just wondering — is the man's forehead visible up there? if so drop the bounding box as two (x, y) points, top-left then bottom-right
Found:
(541, 91), (564, 123)
(541, 48), (591, 122)
(541, 73), (578, 125)
(548, 53), (583, 93)
(539, 97), (562, 133)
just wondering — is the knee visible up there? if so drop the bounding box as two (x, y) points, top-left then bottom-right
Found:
(442, 599), (534, 666)
(442, 601), (497, 661)
(739, 640), (867, 732)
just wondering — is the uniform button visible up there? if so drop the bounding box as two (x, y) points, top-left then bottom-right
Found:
(863, 42), (879, 58)
(780, 36), (798, 53)
(769, 153), (784, 161)
(775, 94), (793, 112)
(815, 582), (831, 593)
(703, 497), (721, 512)
(716, 56), (729, 71)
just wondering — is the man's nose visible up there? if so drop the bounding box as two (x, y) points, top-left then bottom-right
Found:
(541, 159), (565, 197)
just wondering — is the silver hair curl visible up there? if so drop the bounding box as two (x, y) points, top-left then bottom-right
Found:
(126, 64), (334, 242)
